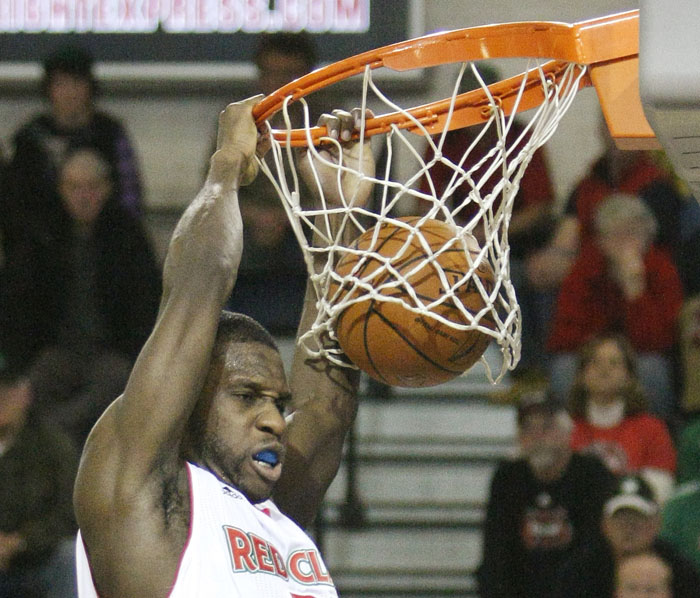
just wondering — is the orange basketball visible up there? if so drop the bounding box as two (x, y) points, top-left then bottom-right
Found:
(332, 217), (495, 387)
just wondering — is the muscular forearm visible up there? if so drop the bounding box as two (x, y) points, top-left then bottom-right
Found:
(161, 155), (247, 301)
(274, 109), (371, 527)
(274, 274), (360, 527)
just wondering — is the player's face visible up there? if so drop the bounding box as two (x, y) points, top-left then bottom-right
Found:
(582, 339), (632, 402)
(193, 341), (291, 503)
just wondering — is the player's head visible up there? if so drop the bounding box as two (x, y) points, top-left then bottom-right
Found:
(568, 334), (647, 417)
(58, 146), (114, 227)
(254, 31), (317, 95)
(615, 551), (671, 598)
(42, 45), (97, 117)
(516, 390), (573, 481)
(185, 312), (291, 503)
(603, 475), (661, 559)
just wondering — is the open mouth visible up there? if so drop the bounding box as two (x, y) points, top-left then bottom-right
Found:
(253, 449), (280, 467)
(252, 448), (283, 484)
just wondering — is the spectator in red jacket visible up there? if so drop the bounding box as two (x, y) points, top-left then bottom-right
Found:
(547, 192), (683, 419)
(568, 334), (676, 503)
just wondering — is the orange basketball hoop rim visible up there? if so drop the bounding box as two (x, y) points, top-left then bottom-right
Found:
(252, 9), (656, 150)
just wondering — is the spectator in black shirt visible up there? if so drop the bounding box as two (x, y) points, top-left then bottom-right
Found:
(477, 390), (616, 598)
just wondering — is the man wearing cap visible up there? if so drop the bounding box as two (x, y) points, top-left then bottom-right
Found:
(555, 474), (700, 598)
(477, 391), (616, 598)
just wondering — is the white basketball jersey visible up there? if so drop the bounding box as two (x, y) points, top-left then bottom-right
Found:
(76, 461), (338, 598)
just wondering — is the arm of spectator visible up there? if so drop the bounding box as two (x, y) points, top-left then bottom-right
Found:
(599, 235), (646, 300)
(641, 468), (675, 505)
(525, 215), (579, 290)
(14, 429), (78, 565)
(621, 250), (684, 352)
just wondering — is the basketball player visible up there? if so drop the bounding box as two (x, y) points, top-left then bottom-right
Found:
(73, 98), (375, 597)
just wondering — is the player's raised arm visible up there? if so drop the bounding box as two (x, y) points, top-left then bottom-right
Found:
(73, 98), (261, 577)
(273, 108), (375, 527)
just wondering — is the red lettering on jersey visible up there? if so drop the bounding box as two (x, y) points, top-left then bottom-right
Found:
(224, 527), (256, 571)
(308, 550), (332, 584)
(289, 551), (315, 583)
(268, 543), (288, 579)
(291, 594), (316, 598)
(251, 533), (275, 573)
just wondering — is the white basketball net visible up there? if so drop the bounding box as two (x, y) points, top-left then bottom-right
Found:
(257, 60), (587, 382)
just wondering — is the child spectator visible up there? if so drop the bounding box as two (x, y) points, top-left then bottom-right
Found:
(224, 32), (318, 335)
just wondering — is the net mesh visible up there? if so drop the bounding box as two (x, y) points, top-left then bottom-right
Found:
(257, 60), (587, 382)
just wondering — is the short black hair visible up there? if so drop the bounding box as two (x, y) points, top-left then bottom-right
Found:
(214, 311), (278, 352)
(41, 44), (97, 97)
(202, 312), (279, 395)
(254, 31), (317, 70)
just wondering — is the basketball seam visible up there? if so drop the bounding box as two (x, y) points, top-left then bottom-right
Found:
(367, 304), (466, 375)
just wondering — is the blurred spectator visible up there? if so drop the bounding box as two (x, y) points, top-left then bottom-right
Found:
(477, 390), (616, 598)
(419, 65), (556, 380)
(555, 475), (700, 598)
(0, 362), (78, 598)
(675, 416), (700, 485)
(224, 32), (318, 335)
(615, 551), (673, 598)
(567, 334), (676, 503)
(547, 193), (683, 417)
(0, 146), (161, 447)
(659, 416), (700, 573)
(526, 128), (700, 408)
(254, 31), (317, 98)
(226, 191), (308, 335)
(2, 44), (144, 267)
(659, 480), (700, 577)
(526, 121), (693, 294)
(678, 297), (700, 414)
